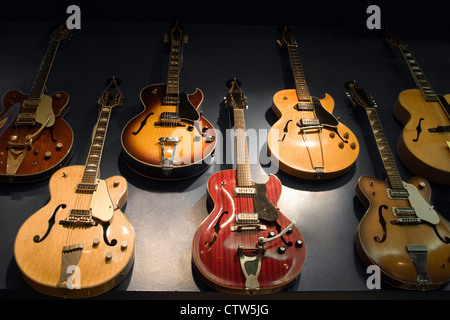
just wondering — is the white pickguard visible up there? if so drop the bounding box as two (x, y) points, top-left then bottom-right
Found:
(404, 182), (440, 225)
(91, 179), (114, 222)
(34, 94), (55, 127)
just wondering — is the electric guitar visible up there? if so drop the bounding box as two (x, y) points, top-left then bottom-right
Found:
(384, 30), (450, 185)
(14, 78), (135, 298)
(0, 23), (74, 182)
(345, 80), (450, 290)
(267, 26), (359, 179)
(192, 79), (305, 295)
(121, 22), (216, 180)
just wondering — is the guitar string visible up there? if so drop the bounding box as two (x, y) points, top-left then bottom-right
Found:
(400, 44), (450, 134)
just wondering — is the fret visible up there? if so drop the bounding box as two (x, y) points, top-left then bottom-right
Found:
(286, 45), (311, 101)
(164, 37), (182, 104)
(366, 109), (404, 190)
(233, 109), (253, 187)
(29, 40), (60, 99)
(81, 107), (112, 184)
(399, 46), (439, 102)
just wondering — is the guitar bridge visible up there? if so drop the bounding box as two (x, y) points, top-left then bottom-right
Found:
(159, 137), (180, 176)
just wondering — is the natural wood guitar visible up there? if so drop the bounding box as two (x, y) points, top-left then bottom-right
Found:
(121, 22), (216, 180)
(0, 23), (73, 182)
(192, 79), (305, 295)
(267, 26), (359, 179)
(384, 30), (450, 185)
(14, 78), (135, 298)
(346, 81), (450, 290)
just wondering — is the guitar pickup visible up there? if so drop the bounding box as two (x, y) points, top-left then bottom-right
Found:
(298, 118), (322, 130)
(235, 187), (256, 196)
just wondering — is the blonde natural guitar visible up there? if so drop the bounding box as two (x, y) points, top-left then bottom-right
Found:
(14, 78), (135, 298)
(385, 31), (450, 185)
(267, 27), (359, 179)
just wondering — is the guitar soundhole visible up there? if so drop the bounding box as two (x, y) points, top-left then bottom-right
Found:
(33, 204), (66, 243)
(374, 205), (388, 243)
(102, 221), (117, 247)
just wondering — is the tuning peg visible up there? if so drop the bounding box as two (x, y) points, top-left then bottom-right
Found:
(163, 34), (169, 43)
(183, 35), (188, 43)
(276, 39), (283, 47)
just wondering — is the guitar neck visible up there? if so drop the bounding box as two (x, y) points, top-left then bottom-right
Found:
(80, 106), (113, 185)
(233, 108), (253, 187)
(29, 39), (61, 99)
(164, 37), (182, 104)
(398, 44), (439, 102)
(286, 44), (311, 102)
(365, 106), (405, 191)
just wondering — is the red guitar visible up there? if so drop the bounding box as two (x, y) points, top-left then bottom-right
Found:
(192, 79), (305, 294)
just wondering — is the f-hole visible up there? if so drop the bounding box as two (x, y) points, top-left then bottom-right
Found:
(205, 211), (228, 247)
(33, 204), (66, 243)
(374, 205), (388, 243)
(102, 221), (118, 247)
(275, 220), (293, 247)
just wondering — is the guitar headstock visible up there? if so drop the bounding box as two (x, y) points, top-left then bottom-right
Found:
(277, 25), (298, 48)
(383, 29), (405, 49)
(164, 21), (188, 44)
(50, 22), (72, 42)
(225, 78), (247, 110)
(345, 81), (377, 111)
(98, 77), (124, 109)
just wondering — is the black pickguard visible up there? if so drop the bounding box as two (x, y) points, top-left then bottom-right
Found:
(311, 96), (339, 128)
(177, 92), (200, 122)
(253, 183), (279, 222)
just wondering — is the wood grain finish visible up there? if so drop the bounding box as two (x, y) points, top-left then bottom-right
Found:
(121, 84), (216, 179)
(14, 165), (135, 298)
(0, 90), (73, 182)
(355, 175), (450, 290)
(192, 170), (305, 294)
(268, 89), (359, 179)
(394, 89), (450, 184)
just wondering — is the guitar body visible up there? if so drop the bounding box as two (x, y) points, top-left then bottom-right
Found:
(121, 84), (216, 180)
(268, 89), (359, 179)
(355, 175), (450, 290)
(394, 89), (450, 185)
(0, 90), (73, 182)
(192, 169), (306, 294)
(14, 165), (135, 298)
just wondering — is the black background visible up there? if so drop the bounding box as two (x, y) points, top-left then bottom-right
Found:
(0, 0), (449, 305)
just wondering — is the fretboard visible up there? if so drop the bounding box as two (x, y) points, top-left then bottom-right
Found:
(233, 108), (253, 187)
(164, 38), (182, 104)
(81, 106), (113, 184)
(286, 44), (311, 102)
(29, 40), (60, 99)
(365, 107), (404, 190)
(399, 44), (439, 102)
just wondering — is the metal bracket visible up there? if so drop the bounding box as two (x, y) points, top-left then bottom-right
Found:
(407, 244), (431, 286)
(237, 245), (264, 294)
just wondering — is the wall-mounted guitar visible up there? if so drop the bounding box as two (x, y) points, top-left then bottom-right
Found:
(345, 80), (450, 290)
(121, 22), (216, 180)
(192, 79), (305, 295)
(384, 30), (450, 185)
(0, 23), (74, 182)
(14, 78), (135, 298)
(267, 26), (359, 179)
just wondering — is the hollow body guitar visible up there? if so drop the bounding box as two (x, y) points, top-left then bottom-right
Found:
(121, 23), (216, 180)
(14, 79), (135, 298)
(346, 81), (450, 290)
(0, 24), (73, 182)
(385, 31), (450, 185)
(192, 80), (305, 295)
(268, 27), (359, 179)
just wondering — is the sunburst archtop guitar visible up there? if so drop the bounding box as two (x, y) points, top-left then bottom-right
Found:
(0, 23), (74, 182)
(346, 80), (450, 290)
(384, 30), (450, 185)
(14, 78), (135, 298)
(267, 26), (359, 180)
(121, 22), (216, 180)
(192, 79), (306, 295)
